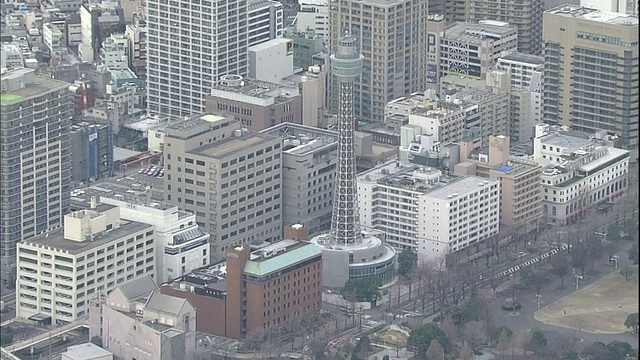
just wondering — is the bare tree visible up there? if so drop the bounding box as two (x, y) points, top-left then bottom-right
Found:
(549, 333), (578, 359)
(457, 341), (474, 360)
(461, 320), (487, 349)
(426, 339), (445, 360)
(440, 314), (458, 346)
(496, 330), (511, 360)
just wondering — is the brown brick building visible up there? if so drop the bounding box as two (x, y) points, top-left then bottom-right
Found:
(161, 239), (322, 339)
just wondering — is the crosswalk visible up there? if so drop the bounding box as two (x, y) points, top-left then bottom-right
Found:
(496, 244), (568, 278)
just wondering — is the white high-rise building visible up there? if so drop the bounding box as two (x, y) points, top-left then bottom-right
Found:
(357, 161), (500, 266)
(146, 0), (284, 117)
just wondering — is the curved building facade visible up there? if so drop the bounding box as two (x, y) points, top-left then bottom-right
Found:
(311, 230), (396, 288)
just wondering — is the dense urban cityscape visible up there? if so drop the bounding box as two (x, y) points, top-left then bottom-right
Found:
(0, 0), (638, 359)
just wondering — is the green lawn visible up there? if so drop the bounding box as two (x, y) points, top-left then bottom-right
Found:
(0, 93), (23, 104)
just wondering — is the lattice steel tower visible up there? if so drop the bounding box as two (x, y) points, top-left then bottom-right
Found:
(329, 33), (364, 246)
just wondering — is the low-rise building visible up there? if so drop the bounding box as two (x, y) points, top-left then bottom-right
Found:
(533, 124), (630, 225)
(61, 343), (114, 360)
(160, 239), (322, 339)
(283, 26), (325, 70)
(16, 201), (156, 325)
(89, 276), (196, 360)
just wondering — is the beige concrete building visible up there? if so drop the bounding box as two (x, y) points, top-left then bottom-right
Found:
(542, 5), (639, 160)
(329, 0), (428, 122)
(163, 114), (282, 262)
(204, 75), (302, 132)
(89, 276), (196, 360)
(455, 135), (543, 230)
(16, 202), (156, 325)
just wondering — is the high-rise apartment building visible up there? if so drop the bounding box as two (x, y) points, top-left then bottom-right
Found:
(329, 0), (428, 122)
(468, 0), (544, 55)
(542, 5), (639, 160)
(494, 52), (544, 143)
(146, 0), (283, 117)
(163, 114), (282, 262)
(248, 0), (285, 45)
(442, 0), (544, 55)
(0, 68), (73, 286)
(439, 21), (518, 80)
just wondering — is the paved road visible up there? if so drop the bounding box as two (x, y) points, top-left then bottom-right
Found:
(491, 240), (638, 349)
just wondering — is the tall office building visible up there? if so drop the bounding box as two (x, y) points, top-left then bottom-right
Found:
(542, 5), (639, 159)
(0, 68), (73, 286)
(146, 0), (283, 117)
(163, 114), (282, 262)
(329, 0), (428, 122)
(467, 0), (544, 55)
(311, 35), (396, 288)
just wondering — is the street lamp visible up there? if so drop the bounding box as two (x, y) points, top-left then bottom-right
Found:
(610, 255), (620, 270)
(536, 294), (542, 309)
(575, 275), (583, 290)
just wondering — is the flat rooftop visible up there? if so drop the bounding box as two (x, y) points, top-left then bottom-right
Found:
(1, 69), (70, 105)
(452, 88), (504, 104)
(23, 218), (152, 254)
(63, 343), (113, 359)
(110, 68), (137, 80)
(499, 52), (544, 66)
(212, 77), (299, 99)
(70, 182), (166, 210)
(547, 5), (639, 25)
(248, 37), (291, 51)
(539, 132), (593, 152)
(444, 21), (517, 43)
(358, 161), (462, 195)
(244, 241), (322, 277)
(190, 133), (275, 158)
(425, 175), (499, 201)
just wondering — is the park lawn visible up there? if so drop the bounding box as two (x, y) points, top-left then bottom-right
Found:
(534, 268), (638, 334)
(372, 330), (408, 347)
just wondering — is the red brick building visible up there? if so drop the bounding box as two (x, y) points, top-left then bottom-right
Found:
(161, 239), (322, 339)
